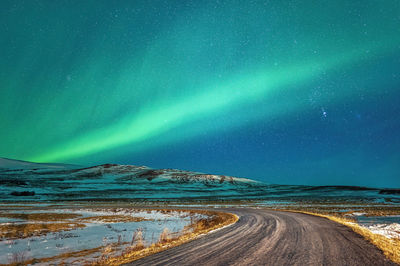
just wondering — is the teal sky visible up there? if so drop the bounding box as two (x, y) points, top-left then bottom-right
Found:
(1, 0), (399, 187)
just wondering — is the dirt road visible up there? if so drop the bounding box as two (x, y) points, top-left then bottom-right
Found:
(128, 209), (396, 266)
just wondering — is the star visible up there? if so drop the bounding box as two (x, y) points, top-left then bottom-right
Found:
(321, 107), (327, 118)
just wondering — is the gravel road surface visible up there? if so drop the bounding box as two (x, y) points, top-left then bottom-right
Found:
(127, 209), (396, 266)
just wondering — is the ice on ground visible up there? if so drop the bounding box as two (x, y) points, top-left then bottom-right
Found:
(364, 223), (400, 239)
(0, 208), (207, 264)
(351, 212), (367, 216)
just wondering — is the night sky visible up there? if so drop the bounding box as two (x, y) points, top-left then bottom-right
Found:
(1, 1), (400, 188)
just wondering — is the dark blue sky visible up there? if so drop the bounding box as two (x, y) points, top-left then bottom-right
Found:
(1, 0), (399, 187)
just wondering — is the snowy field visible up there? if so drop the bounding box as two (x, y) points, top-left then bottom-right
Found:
(353, 214), (400, 239)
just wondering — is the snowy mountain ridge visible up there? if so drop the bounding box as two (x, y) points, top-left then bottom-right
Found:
(0, 158), (266, 201)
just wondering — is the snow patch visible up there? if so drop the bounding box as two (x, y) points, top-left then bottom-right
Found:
(364, 223), (400, 239)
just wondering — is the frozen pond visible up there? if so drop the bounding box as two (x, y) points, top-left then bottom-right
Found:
(0, 208), (206, 265)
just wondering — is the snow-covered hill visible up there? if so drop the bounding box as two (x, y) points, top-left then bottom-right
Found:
(0, 158), (399, 202)
(0, 159), (269, 201)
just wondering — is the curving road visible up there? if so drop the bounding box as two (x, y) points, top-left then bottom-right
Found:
(127, 209), (396, 266)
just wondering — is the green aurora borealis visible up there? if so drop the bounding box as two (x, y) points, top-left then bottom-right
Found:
(1, 1), (400, 187)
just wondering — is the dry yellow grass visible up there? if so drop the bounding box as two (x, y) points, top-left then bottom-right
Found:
(360, 208), (400, 217)
(293, 210), (400, 265)
(78, 215), (152, 223)
(93, 210), (238, 265)
(0, 222), (85, 239)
